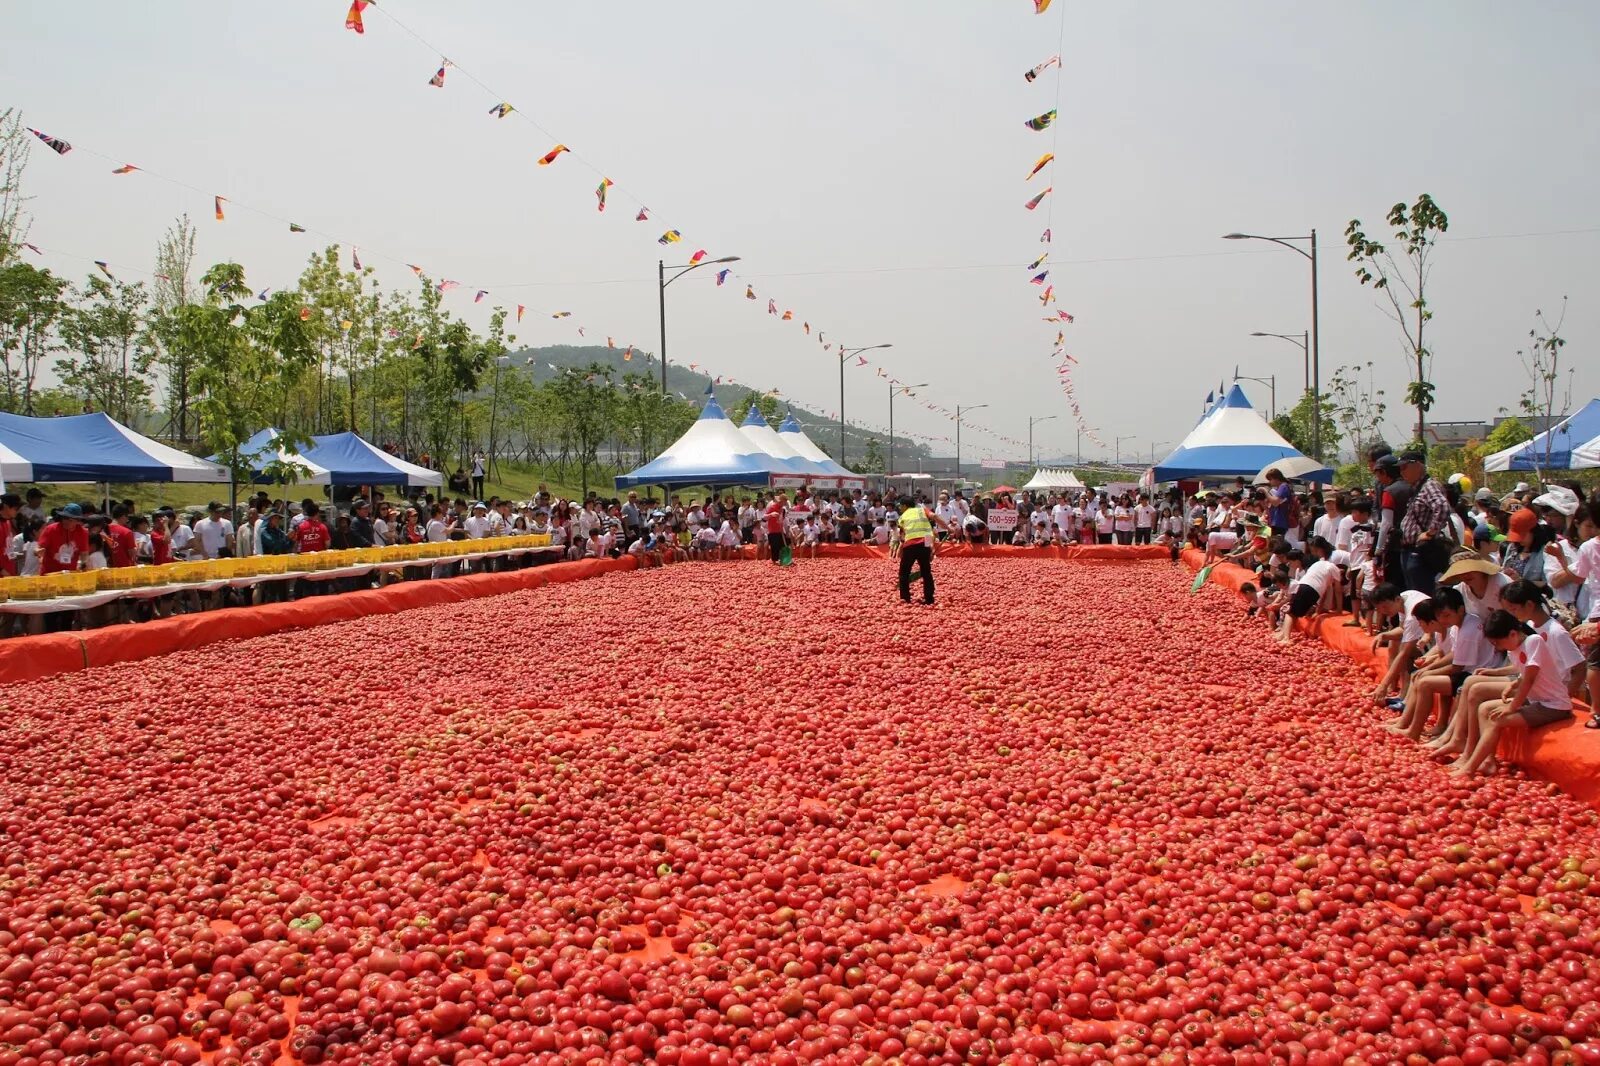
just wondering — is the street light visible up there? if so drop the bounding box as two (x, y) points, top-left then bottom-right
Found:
(1250, 330), (1310, 397)
(1224, 230), (1320, 460)
(888, 380), (928, 480)
(1076, 425), (1099, 467)
(838, 344), (893, 465)
(955, 404), (988, 483)
(657, 256), (741, 395)
(1028, 414), (1058, 468)
(1149, 440), (1169, 465)
(1233, 367), (1277, 420)
(1114, 435), (1135, 466)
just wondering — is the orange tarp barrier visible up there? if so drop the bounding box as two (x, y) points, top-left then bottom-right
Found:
(0, 632), (87, 683)
(1179, 548), (1600, 811)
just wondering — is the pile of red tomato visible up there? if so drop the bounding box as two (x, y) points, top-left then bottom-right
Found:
(3, 557), (1600, 1065)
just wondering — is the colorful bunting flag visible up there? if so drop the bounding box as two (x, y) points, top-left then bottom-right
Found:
(340, 319), (353, 331)
(1060, 311), (1075, 323)
(1024, 187), (1052, 210)
(595, 178), (612, 212)
(767, 298), (778, 315)
(488, 102), (514, 119)
(1027, 153), (1054, 180)
(111, 164), (138, 175)
(1024, 109), (1057, 131)
(344, 0), (368, 34)
(1030, 272), (1048, 285)
(428, 62), (448, 88)
(658, 229), (682, 245)
(257, 288), (271, 301)
(352, 248), (362, 270)
(1034, 0), (1052, 13)
(289, 223), (306, 233)
(26, 128), (72, 155)
(408, 264), (422, 275)
(21, 243), (40, 255)
(745, 285), (756, 300)
(857, 355), (868, 366)
(1028, 253), (1048, 270)
(514, 304), (525, 323)
(1025, 55), (1062, 82)
(623, 346), (633, 361)
(635, 207), (650, 222)
(93, 260), (113, 278)
(474, 290), (487, 303)
(1039, 285), (1055, 304)
(607, 337), (615, 348)
(300, 306), (313, 321)
(437, 280), (459, 292)
(537, 144), (569, 166)
(803, 323), (810, 334)
(1041, 228), (1052, 243)
(688, 249), (707, 266)
(577, 327), (585, 336)
(781, 310), (793, 321)
(214, 196), (226, 221)
(551, 311), (571, 318)
(1056, 331), (1066, 347)
(715, 269), (729, 286)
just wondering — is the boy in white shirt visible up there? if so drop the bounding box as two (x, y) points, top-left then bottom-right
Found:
(717, 519), (740, 561)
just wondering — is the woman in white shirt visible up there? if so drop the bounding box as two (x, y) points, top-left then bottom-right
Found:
(1113, 498), (1136, 545)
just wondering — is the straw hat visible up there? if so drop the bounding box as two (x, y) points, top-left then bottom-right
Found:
(1440, 557), (1503, 584)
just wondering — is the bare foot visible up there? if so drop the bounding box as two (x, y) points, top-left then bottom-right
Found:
(1382, 721), (1406, 734)
(1447, 762), (1475, 777)
(1479, 757), (1500, 775)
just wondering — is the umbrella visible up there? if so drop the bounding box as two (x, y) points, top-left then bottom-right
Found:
(990, 484), (1018, 494)
(1252, 455), (1330, 484)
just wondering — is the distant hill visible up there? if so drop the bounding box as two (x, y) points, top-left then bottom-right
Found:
(507, 344), (929, 464)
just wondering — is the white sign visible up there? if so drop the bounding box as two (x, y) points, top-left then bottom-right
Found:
(987, 507), (1019, 531)
(980, 459), (1008, 470)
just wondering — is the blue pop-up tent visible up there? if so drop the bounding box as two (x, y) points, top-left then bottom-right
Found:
(0, 411), (228, 484)
(615, 398), (777, 488)
(215, 428), (442, 487)
(1153, 385), (1329, 483)
(1483, 399), (1600, 472)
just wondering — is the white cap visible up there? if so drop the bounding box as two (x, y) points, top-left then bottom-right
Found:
(1532, 485), (1579, 517)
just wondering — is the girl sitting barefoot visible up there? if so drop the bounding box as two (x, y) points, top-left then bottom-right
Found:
(1450, 609), (1582, 777)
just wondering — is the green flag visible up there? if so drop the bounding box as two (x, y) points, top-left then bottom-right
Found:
(1190, 564), (1214, 593)
(778, 543), (794, 567)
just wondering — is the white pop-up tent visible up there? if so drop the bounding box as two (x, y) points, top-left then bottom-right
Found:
(1021, 467), (1086, 491)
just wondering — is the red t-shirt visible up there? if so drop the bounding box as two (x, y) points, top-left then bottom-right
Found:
(294, 519), (330, 553)
(0, 518), (13, 576)
(106, 523), (137, 568)
(765, 501), (786, 535)
(37, 521), (90, 574)
(151, 531), (171, 566)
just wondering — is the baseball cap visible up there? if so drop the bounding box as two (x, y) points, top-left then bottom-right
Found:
(1398, 449), (1426, 465)
(1532, 485), (1579, 517)
(1474, 488), (1495, 502)
(1507, 506), (1539, 546)
(59, 502), (84, 518)
(1374, 455), (1401, 472)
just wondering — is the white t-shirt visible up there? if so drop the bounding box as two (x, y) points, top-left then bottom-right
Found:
(1299, 559), (1341, 598)
(1095, 511), (1115, 534)
(372, 517), (391, 546)
(464, 515), (491, 539)
(1571, 538), (1600, 621)
(1135, 505), (1156, 529)
(425, 518), (449, 543)
(1052, 504), (1072, 532)
(1537, 617), (1586, 676)
(193, 517), (233, 559)
(1399, 590), (1432, 644)
(1336, 514), (1356, 552)
(169, 524), (195, 559)
(1513, 633), (1573, 711)
(718, 520), (739, 546)
(1346, 523), (1375, 569)
(1450, 612), (1498, 672)
(9, 534), (40, 577)
(1462, 572), (1511, 620)
(1113, 506), (1135, 532)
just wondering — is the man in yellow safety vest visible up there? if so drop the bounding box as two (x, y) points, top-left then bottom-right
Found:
(896, 496), (946, 605)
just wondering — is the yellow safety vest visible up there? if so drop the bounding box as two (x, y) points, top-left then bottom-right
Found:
(898, 506), (934, 544)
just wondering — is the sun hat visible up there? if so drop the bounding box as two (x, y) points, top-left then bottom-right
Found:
(59, 502), (84, 518)
(1440, 557), (1504, 584)
(1532, 485), (1579, 517)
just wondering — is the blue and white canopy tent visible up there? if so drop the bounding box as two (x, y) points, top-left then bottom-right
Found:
(614, 398), (778, 489)
(1483, 398), (1600, 472)
(217, 428), (443, 487)
(736, 407), (837, 486)
(776, 414), (868, 490)
(0, 412), (228, 485)
(1152, 385), (1330, 483)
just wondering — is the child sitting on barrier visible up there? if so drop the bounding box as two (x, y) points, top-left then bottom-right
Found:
(1389, 589), (1485, 740)
(1451, 609), (1581, 777)
(1368, 583), (1433, 708)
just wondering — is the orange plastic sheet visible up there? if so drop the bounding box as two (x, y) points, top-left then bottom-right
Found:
(1179, 548), (1600, 810)
(0, 631), (87, 682)
(813, 543), (1170, 561)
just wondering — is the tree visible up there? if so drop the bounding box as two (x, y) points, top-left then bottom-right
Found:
(861, 436), (885, 474)
(149, 215), (200, 440)
(549, 362), (618, 496)
(1326, 362), (1388, 463)
(1269, 391), (1342, 462)
(296, 245), (382, 433)
(0, 262), (67, 413)
(0, 109), (31, 266)
(1516, 298), (1573, 470)
(1345, 194), (1449, 454)
(56, 273), (156, 423)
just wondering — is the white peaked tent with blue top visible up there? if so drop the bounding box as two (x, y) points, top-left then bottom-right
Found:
(615, 397), (777, 488)
(1483, 398), (1600, 472)
(776, 413), (867, 489)
(737, 407), (836, 481)
(1153, 384), (1330, 482)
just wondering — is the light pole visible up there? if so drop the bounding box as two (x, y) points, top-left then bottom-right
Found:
(1028, 414), (1058, 468)
(889, 380), (928, 479)
(658, 255), (741, 394)
(1114, 435), (1134, 466)
(1075, 425), (1099, 467)
(1250, 330), (1309, 397)
(838, 344), (893, 465)
(1233, 369), (1277, 421)
(956, 403), (988, 483)
(1149, 440), (1169, 464)
(486, 354), (511, 482)
(1224, 230), (1320, 460)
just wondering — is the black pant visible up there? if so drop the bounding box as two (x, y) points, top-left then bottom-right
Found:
(472, 475), (485, 500)
(1134, 527), (1152, 545)
(900, 542), (934, 603)
(768, 531), (786, 562)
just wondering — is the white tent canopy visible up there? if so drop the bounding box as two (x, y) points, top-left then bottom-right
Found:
(1021, 467), (1086, 491)
(1153, 384), (1329, 483)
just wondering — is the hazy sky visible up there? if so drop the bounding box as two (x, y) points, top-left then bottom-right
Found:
(6, 1), (1596, 464)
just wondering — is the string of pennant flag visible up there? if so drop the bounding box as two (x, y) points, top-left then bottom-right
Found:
(1018, 0), (1102, 453)
(331, 0), (1029, 451)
